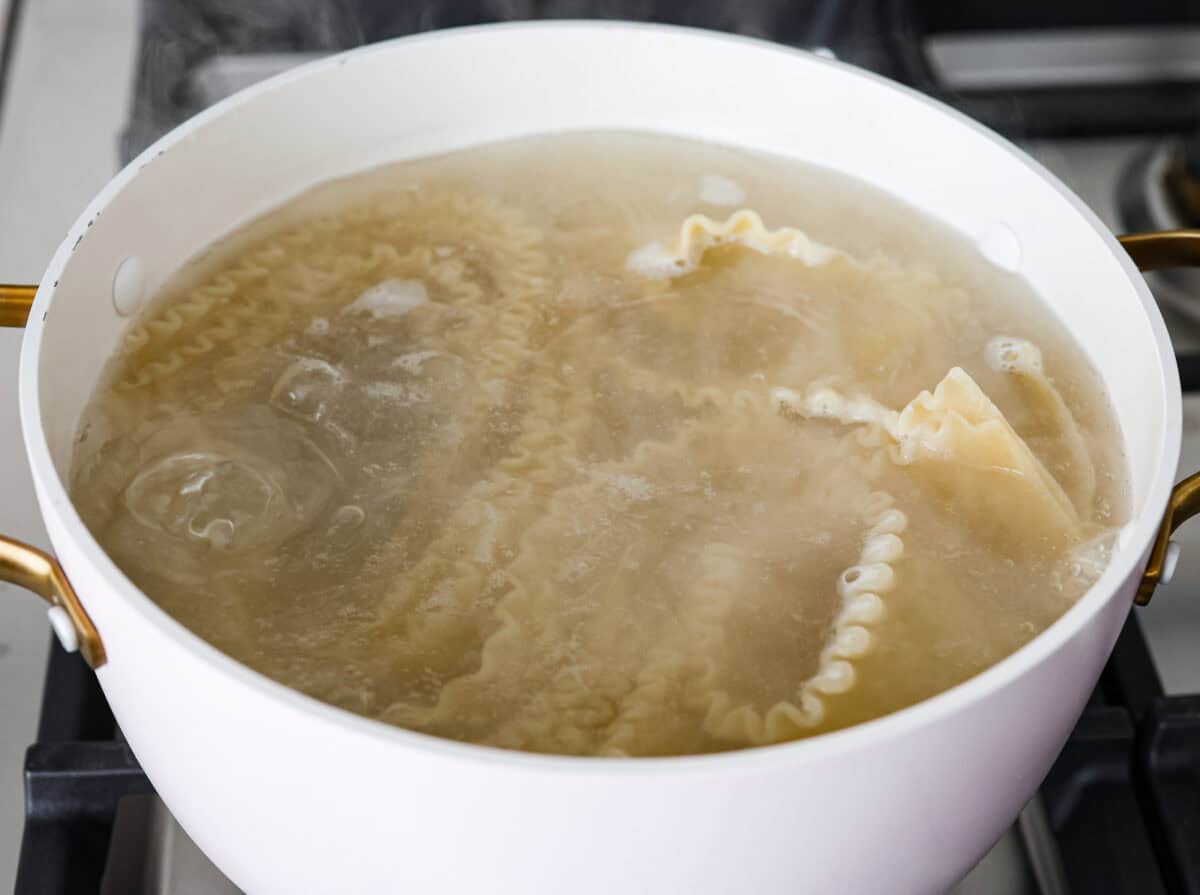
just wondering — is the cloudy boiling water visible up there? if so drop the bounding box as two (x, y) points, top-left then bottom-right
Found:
(70, 132), (1128, 756)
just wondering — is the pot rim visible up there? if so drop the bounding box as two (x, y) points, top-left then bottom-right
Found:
(17, 20), (1184, 774)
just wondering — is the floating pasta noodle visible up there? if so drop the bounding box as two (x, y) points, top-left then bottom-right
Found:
(622, 209), (970, 398)
(624, 209), (843, 279)
(699, 493), (906, 748)
(769, 360), (1113, 722)
(984, 335), (1097, 517)
(384, 409), (907, 756)
(774, 365), (1086, 548)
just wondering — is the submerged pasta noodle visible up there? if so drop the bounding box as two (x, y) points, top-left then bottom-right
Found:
(389, 412), (901, 755)
(69, 133), (1127, 757)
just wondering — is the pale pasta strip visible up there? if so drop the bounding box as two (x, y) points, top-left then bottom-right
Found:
(775, 366), (1083, 546)
(986, 335), (1096, 516)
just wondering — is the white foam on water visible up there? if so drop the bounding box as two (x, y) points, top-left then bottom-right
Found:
(986, 335), (1043, 375)
(393, 350), (442, 374)
(625, 241), (684, 280)
(344, 279), (429, 318)
(700, 174), (746, 206)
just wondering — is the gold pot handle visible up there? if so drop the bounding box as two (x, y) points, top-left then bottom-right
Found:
(0, 536), (105, 668)
(1, 282), (105, 666)
(1120, 230), (1200, 604)
(1, 283), (36, 328)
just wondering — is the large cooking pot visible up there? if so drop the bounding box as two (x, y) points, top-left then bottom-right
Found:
(3, 21), (1200, 894)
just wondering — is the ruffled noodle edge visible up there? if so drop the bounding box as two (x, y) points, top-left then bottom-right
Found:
(699, 492), (906, 748)
(625, 209), (843, 279)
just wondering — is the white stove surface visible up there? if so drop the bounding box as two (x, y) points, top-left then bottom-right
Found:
(3, 21), (1200, 894)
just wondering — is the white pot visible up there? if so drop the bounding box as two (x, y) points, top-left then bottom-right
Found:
(1, 22), (1193, 895)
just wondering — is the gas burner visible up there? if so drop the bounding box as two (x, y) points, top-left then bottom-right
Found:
(1163, 143), (1200, 226)
(1119, 140), (1200, 326)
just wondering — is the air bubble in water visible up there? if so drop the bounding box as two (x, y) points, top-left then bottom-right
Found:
(329, 504), (365, 536)
(190, 517), (236, 549)
(125, 452), (278, 550)
(270, 358), (345, 423)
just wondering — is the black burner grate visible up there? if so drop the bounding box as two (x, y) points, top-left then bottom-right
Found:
(16, 642), (151, 895)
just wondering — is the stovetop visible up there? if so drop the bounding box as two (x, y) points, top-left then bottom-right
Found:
(14, 2), (1200, 892)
